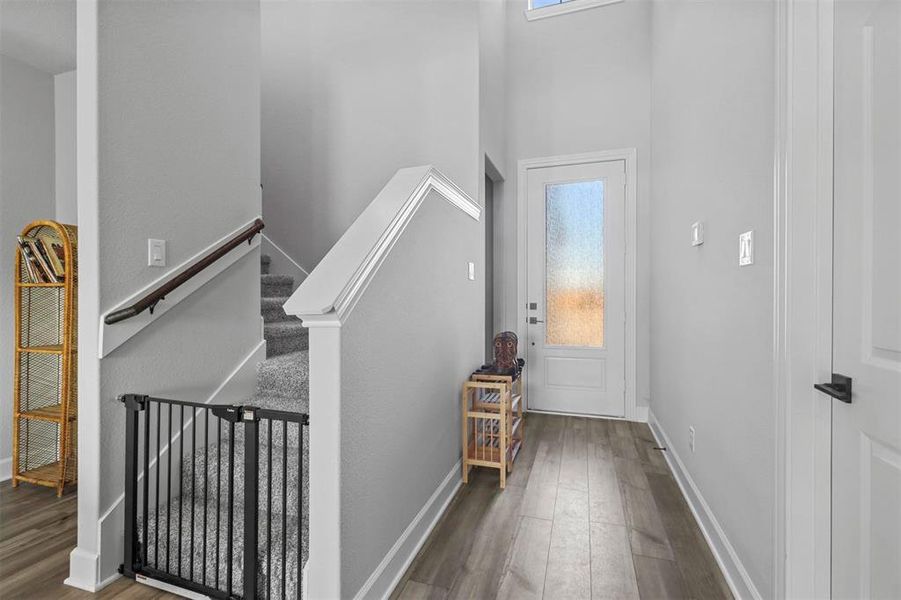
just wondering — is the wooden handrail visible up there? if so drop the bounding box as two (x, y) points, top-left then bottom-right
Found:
(104, 218), (264, 325)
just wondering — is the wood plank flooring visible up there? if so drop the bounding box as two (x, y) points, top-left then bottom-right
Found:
(0, 414), (731, 600)
(391, 414), (732, 600)
(0, 481), (179, 599)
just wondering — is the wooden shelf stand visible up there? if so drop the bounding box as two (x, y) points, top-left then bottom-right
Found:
(462, 373), (524, 489)
(13, 220), (78, 496)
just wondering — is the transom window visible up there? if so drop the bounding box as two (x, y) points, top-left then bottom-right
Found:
(531, 0), (567, 8)
(526, 0), (624, 21)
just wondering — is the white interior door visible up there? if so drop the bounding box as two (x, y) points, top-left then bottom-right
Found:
(830, 2), (901, 597)
(525, 160), (625, 417)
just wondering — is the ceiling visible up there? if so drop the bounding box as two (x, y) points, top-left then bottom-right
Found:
(0, 0), (75, 75)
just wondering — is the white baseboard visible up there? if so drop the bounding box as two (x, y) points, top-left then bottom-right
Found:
(648, 410), (762, 600)
(89, 339), (266, 586)
(302, 563), (308, 600)
(633, 405), (649, 422)
(353, 461), (463, 600)
(526, 408), (633, 422)
(262, 233), (310, 290)
(206, 335), (266, 406)
(0, 457), (11, 482)
(65, 547), (101, 592)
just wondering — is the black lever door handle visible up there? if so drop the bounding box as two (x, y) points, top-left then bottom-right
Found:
(814, 373), (852, 403)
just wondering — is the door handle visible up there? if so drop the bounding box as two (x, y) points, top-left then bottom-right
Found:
(528, 317), (544, 324)
(814, 373), (852, 403)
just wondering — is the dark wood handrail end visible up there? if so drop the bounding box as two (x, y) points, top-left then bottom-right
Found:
(105, 307), (139, 325)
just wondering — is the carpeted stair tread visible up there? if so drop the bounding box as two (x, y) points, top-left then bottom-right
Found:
(261, 274), (294, 297)
(141, 492), (305, 599)
(264, 322), (308, 357)
(182, 423), (308, 516)
(261, 296), (298, 324)
(257, 351), (309, 399)
(261, 274), (292, 284)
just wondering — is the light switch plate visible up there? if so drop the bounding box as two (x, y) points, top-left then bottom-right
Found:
(148, 239), (167, 267)
(467, 261), (475, 281)
(739, 230), (754, 266)
(691, 221), (704, 246)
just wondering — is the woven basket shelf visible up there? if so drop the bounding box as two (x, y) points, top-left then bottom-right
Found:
(13, 220), (78, 496)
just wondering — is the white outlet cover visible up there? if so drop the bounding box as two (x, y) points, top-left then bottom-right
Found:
(739, 230), (754, 266)
(148, 239), (167, 267)
(467, 261), (475, 281)
(691, 221), (704, 246)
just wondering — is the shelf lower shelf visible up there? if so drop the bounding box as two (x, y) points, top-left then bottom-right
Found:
(16, 461), (74, 486)
(17, 404), (76, 422)
(473, 393), (522, 413)
(17, 345), (65, 354)
(16, 282), (65, 288)
(465, 442), (524, 465)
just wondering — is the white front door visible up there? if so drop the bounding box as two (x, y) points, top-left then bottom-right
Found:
(525, 159), (626, 417)
(830, 1), (901, 597)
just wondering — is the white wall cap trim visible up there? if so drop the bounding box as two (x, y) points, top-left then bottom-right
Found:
(283, 166), (479, 321)
(99, 217), (262, 357)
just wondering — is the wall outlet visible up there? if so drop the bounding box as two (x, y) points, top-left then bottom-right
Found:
(688, 426), (696, 453)
(148, 239), (167, 267)
(467, 261), (475, 281)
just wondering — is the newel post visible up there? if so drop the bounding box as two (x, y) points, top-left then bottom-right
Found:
(296, 313), (342, 600)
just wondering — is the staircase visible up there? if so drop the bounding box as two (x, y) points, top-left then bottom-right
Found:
(140, 254), (309, 598)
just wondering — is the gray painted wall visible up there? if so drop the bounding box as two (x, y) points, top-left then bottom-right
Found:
(261, 0), (480, 270)
(94, 0), (263, 517)
(0, 54), (55, 478)
(340, 190), (482, 597)
(479, 0), (508, 350)
(503, 0), (653, 406)
(480, 0), (507, 172)
(649, 0), (776, 595)
(54, 69), (77, 225)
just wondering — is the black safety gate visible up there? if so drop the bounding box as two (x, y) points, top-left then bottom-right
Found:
(119, 394), (308, 599)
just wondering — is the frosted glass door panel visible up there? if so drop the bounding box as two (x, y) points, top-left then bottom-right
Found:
(545, 181), (605, 348)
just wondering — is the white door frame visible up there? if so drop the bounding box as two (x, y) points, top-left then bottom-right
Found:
(776, 0), (834, 598)
(516, 149), (639, 421)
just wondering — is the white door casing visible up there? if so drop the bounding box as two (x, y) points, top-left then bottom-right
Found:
(523, 158), (626, 417)
(830, 1), (901, 598)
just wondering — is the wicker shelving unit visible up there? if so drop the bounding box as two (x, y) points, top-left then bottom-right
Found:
(12, 220), (78, 496)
